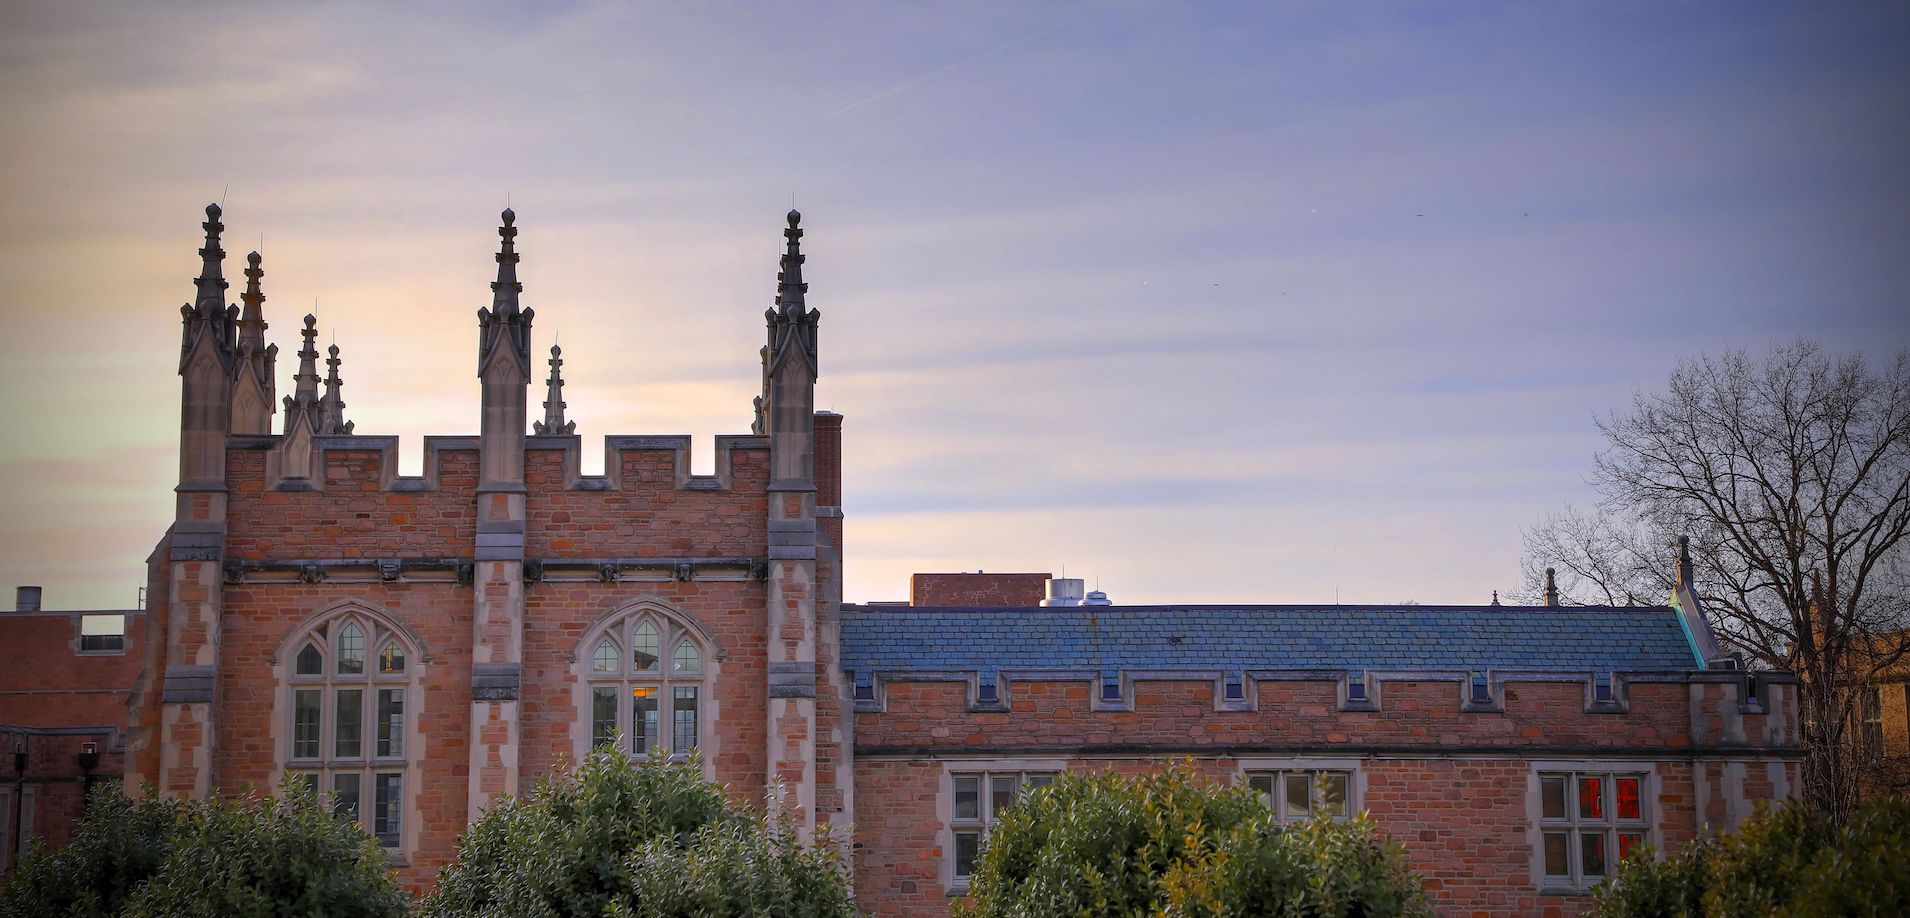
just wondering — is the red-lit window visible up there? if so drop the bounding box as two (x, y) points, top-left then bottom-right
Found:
(1539, 770), (1651, 889)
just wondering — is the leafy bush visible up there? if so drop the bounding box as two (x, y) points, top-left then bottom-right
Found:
(418, 747), (856, 918)
(0, 779), (407, 918)
(959, 764), (1433, 918)
(1593, 796), (1910, 917)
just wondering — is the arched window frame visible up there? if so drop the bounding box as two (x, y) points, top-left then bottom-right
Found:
(276, 602), (425, 858)
(575, 602), (717, 768)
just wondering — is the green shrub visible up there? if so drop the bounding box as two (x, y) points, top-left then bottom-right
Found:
(1593, 797), (1910, 918)
(418, 747), (856, 918)
(0, 779), (406, 918)
(958, 764), (1432, 918)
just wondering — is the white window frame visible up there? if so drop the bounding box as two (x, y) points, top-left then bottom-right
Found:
(940, 758), (1066, 893)
(277, 605), (421, 858)
(1859, 684), (1884, 764)
(1242, 767), (1357, 823)
(1532, 766), (1654, 891)
(577, 605), (715, 764)
(1236, 756), (1367, 825)
(77, 612), (127, 655)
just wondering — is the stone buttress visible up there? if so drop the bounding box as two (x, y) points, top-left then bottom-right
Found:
(471, 208), (533, 817)
(762, 210), (825, 837)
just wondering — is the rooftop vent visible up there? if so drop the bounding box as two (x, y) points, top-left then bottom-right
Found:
(1040, 578), (1085, 607)
(15, 585), (41, 612)
(1083, 589), (1112, 606)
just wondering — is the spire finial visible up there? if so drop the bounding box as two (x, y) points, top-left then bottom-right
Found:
(492, 209), (521, 306)
(532, 343), (575, 435)
(1543, 567), (1560, 607)
(317, 340), (354, 435)
(478, 208), (534, 377)
(193, 202), (228, 317)
(238, 251), (268, 349)
(1491, 590), (1501, 606)
(775, 209), (807, 315)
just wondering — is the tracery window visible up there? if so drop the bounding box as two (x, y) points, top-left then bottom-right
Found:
(583, 609), (710, 757)
(283, 610), (417, 851)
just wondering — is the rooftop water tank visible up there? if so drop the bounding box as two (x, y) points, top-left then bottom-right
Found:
(1040, 578), (1085, 607)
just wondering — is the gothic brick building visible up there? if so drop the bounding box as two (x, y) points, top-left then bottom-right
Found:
(1, 203), (1804, 917)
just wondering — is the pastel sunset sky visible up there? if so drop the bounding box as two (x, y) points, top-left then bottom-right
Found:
(1, 1), (1906, 609)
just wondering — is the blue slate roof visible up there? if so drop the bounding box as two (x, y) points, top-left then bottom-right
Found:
(839, 604), (1703, 679)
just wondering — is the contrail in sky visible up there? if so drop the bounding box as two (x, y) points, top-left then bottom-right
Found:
(826, 10), (1090, 118)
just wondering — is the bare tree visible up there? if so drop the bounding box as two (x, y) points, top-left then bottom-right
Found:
(1517, 341), (1910, 823)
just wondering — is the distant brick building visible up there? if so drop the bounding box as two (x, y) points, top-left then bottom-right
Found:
(1, 204), (1804, 916)
(0, 588), (141, 872)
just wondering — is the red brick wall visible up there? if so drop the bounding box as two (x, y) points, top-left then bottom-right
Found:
(858, 678), (1694, 751)
(523, 446), (766, 558)
(225, 448), (480, 559)
(909, 573), (1050, 608)
(851, 754), (1708, 918)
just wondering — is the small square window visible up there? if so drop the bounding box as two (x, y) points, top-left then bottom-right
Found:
(79, 614), (125, 653)
(1101, 681), (1122, 702)
(1346, 681), (1368, 702)
(1224, 680), (1245, 701)
(977, 683), (998, 703)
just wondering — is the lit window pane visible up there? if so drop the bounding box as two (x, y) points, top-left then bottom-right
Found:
(1541, 776), (1567, 820)
(376, 689), (404, 758)
(631, 686), (658, 755)
(1543, 831), (1570, 877)
(378, 643), (406, 675)
(954, 830), (979, 878)
(990, 775), (1019, 818)
(1617, 832), (1645, 862)
(1248, 774), (1275, 806)
(673, 640), (701, 673)
(334, 688), (363, 758)
(1581, 831), (1607, 877)
(592, 687), (618, 748)
(953, 776), (980, 820)
(296, 642), (323, 676)
(1615, 778), (1642, 821)
(593, 639), (619, 673)
(632, 622), (660, 671)
(293, 689), (321, 759)
(373, 773), (402, 847)
(1579, 776), (1604, 820)
(673, 686), (698, 751)
(333, 772), (361, 823)
(1284, 773), (1311, 821)
(1321, 772), (1350, 819)
(337, 623), (365, 675)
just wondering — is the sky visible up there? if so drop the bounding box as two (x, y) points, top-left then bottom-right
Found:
(0, 1), (1906, 610)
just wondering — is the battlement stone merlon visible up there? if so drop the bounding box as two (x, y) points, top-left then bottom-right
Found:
(223, 431), (790, 494)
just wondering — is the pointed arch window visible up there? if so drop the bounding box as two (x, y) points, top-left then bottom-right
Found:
(282, 610), (419, 853)
(583, 610), (710, 758)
